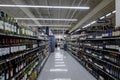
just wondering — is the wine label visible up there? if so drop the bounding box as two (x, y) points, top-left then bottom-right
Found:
(19, 45), (26, 51)
(106, 68), (110, 73)
(25, 29), (27, 35)
(19, 65), (21, 71)
(12, 78), (15, 80)
(7, 23), (10, 31)
(0, 48), (2, 56)
(21, 63), (23, 69)
(10, 69), (13, 77)
(6, 71), (9, 79)
(14, 26), (17, 33)
(99, 76), (104, 80)
(11, 25), (14, 32)
(16, 67), (18, 73)
(33, 44), (37, 48)
(11, 47), (14, 53)
(0, 21), (4, 29)
(1, 73), (5, 80)
(20, 64), (23, 69)
(17, 28), (20, 34)
(8, 24), (11, 32)
(4, 22), (8, 31)
(22, 28), (25, 34)
(25, 74), (27, 79)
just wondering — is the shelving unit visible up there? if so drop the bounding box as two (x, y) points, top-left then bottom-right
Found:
(0, 33), (49, 80)
(0, 10), (49, 80)
(66, 30), (120, 80)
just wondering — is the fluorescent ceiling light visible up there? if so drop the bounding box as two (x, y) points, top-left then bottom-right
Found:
(75, 29), (81, 32)
(79, 10), (116, 31)
(27, 25), (71, 27)
(112, 10), (116, 13)
(15, 18), (77, 21)
(82, 24), (90, 28)
(0, 4), (90, 9)
(106, 13), (112, 17)
(82, 21), (96, 29)
(90, 21), (96, 25)
(100, 16), (105, 19)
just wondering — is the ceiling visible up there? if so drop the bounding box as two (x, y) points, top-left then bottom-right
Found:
(0, 0), (115, 35)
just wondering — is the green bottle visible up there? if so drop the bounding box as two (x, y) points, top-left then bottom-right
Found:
(0, 11), (5, 33)
(11, 17), (14, 34)
(0, 10), (4, 33)
(7, 14), (11, 34)
(19, 26), (22, 36)
(4, 13), (9, 34)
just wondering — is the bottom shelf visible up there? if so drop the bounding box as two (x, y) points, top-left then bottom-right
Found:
(27, 52), (49, 80)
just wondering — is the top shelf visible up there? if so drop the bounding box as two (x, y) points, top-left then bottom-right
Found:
(0, 32), (48, 40)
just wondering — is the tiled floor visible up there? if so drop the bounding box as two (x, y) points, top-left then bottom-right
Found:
(37, 48), (96, 80)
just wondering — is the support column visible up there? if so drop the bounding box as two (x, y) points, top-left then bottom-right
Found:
(116, 0), (120, 27)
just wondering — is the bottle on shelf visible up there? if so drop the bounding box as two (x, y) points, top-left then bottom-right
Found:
(0, 10), (5, 33)
(0, 64), (5, 80)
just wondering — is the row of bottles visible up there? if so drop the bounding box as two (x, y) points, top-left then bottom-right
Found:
(0, 43), (39, 61)
(66, 37), (120, 80)
(0, 49), (38, 80)
(0, 37), (37, 45)
(0, 9), (49, 80)
(0, 10), (36, 37)
(17, 60), (39, 80)
(81, 44), (120, 79)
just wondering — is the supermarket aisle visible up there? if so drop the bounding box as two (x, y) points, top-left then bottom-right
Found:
(37, 48), (96, 80)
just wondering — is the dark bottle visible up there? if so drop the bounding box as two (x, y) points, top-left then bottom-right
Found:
(0, 64), (5, 80)
(8, 61), (13, 78)
(0, 11), (5, 33)
(5, 62), (10, 80)
(14, 22), (19, 35)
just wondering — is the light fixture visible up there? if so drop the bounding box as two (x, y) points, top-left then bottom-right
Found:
(82, 23), (91, 29)
(27, 25), (71, 27)
(0, 4), (90, 9)
(90, 21), (96, 25)
(15, 18), (77, 21)
(75, 29), (81, 32)
(112, 10), (116, 13)
(75, 10), (115, 32)
(106, 13), (112, 17)
(100, 16), (105, 19)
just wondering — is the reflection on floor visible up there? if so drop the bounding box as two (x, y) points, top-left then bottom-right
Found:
(37, 47), (96, 80)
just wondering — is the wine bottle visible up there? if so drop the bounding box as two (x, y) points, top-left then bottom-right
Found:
(14, 20), (19, 35)
(0, 11), (4, 33)
(0, 65), (5, 80)
(13, 19), (17, 35)
(0, 11), (5, 33)
(9, 61), (13, 78)
(4, 13), (10, 34)
(11, 17), (14, 34)
(5, 62), (9, 80)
